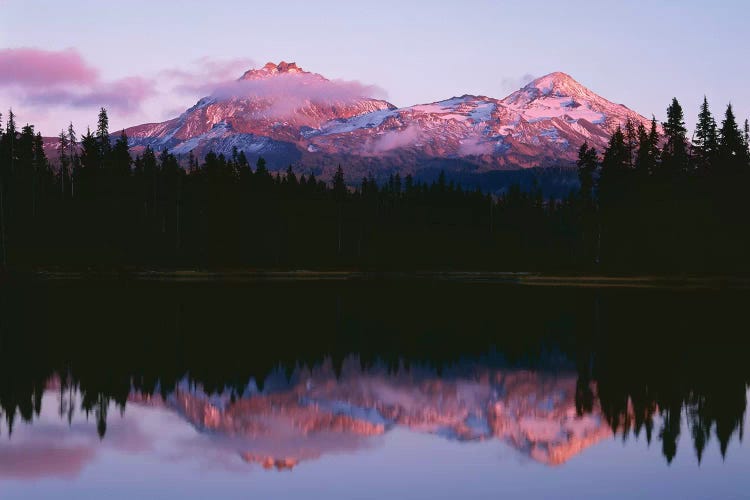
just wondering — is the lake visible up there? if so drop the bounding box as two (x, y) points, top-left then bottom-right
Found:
(0, 278), (748, 499)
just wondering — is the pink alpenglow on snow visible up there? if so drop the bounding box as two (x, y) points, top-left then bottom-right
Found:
(121, 63), (652, 180)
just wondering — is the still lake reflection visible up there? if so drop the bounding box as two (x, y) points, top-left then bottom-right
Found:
(0, 279), (748, 499)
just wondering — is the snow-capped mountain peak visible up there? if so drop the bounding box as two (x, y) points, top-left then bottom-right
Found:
(500, 72), (650, 132)
(525, 72), (588, 96)
(240, 61), (308, 80)
(504, 72), (605, 107)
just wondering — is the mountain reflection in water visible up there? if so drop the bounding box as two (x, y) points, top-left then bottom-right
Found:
(0, 278), (748, 478)
(35, 364), (613, 471)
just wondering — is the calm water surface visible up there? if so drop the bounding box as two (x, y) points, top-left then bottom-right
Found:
(0, 279), (747, 499)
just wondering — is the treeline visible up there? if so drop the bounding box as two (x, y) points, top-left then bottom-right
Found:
(0, 108), (558, 270)
(576, 98), (750, 272)
(0, 98), (748, 272)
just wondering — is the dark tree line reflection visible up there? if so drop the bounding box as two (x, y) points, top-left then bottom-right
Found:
(0, 279), (748, 464)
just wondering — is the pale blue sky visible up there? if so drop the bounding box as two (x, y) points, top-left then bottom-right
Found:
(1, 0), (747, 135)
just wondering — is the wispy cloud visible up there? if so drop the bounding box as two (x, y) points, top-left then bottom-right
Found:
(21, 76), (156, 113)
(458, 135), (493, 156)
(369, 124), (420, 154)
(500, 73), (537, 93)
(161, 56), (257, 94)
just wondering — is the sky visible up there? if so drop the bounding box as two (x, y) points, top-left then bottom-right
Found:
(0, 0), (748, 136)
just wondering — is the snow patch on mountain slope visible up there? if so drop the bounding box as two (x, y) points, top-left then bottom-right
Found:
(409, 96), (496, 125)
(508, 96), (606, 124)
(469, 101), (496, 123)
(316, 108), (398, 136)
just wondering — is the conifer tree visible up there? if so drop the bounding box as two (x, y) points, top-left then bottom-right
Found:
(718, 103), (748, 174)
(285, 165), (298, 188)
(0, 112), (7, 267)
(634, 122), (651, 175)
(33, 132), (47, 170)
(79, 128), (98, 171)
(67, 122), (77, 159)
(255, 156), (268, 176)
(404, 173), (415, 198)
(112, 131), (131, 176)
(18, 125), (35, 173)
(142, 146), (158, 216)
(5, 109), (16, 139)
(576, 142), (598, 207)
(601, 127), (629, 172)
(58, 130), (70, 197)
(67, 123), (78, 198)
(307, 171), (317, 192)
(598, 126), (630, 210)
(332, 165), (346, 201)
(437, 170), (447, 195)
(32, 132), (49, 218)
(331, 165), (347, 255)
(661, 98), (689, 176)
(237, 150), (249, 170)
(96, 107), (111, 163)
(2, 110), (17, 175)
(624, 118), (638, 168)
(648, 116), (661, 160)
(693, 97), (718, 173)
(187, 151), (197, 173)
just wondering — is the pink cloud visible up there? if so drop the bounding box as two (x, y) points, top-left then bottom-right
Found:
(0, 47), (154, 116)
(0, 47), (99, 87)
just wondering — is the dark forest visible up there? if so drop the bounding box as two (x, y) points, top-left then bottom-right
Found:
(0, 96), (749, 273)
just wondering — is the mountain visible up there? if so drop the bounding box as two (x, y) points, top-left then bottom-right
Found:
(123, 62), (651, 190)
(125, 61), (396, 168)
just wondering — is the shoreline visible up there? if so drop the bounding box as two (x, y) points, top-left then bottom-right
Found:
(3, 269), (749, 290)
